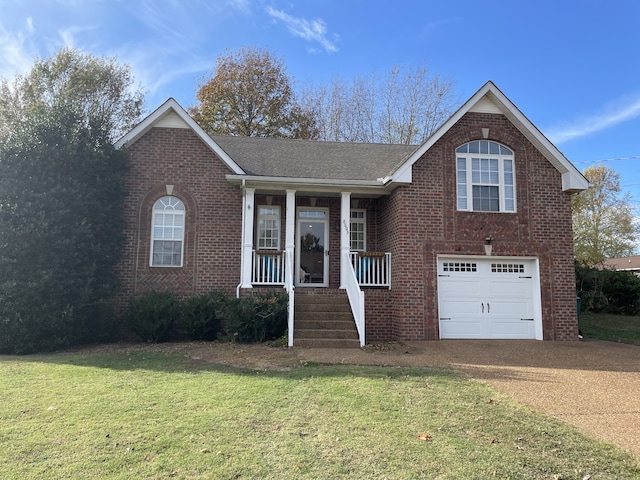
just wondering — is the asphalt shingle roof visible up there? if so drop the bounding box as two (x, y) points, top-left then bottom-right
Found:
(211, 135), (418, 181)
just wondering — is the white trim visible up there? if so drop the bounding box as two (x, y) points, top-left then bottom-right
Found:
(340, 192), (351, 289)
(391, 81), (589, 193)
(256, 205), (281, 250)
(115, 98), (245, 175)
(150, 196), (185, 267)
(296, 207), (330, 287)
(240, 188), (255, 288)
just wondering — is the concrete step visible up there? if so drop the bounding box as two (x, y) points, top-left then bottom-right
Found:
(294, 292), (360, 349)
(294, 338), (361, 349)
(295, 328), (358, 339)
(296, 319), (356, 330)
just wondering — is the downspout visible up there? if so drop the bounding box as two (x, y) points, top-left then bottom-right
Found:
(236, 179), (246, 298)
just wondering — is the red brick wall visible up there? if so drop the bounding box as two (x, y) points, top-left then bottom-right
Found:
(115, 127), (242, 313)
(367, 112), (578, 342)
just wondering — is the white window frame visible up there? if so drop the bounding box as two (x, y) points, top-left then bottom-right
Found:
(456, 141), (516, 213)
(350, 209), (366, 251)
(150, 196), (185, 267)
(257, 205), (281, 250)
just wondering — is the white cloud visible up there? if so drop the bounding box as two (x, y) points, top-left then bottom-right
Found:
(265, 6), (338, 53)
(548, 93), (640, 144)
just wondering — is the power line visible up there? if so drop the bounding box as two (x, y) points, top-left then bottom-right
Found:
(573, 155), (640, 165)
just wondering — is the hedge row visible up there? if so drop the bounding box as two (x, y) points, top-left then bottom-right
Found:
(126, 291), (288, 343)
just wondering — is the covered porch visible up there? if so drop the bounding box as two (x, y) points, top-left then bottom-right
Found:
(233, 186), (393, 347)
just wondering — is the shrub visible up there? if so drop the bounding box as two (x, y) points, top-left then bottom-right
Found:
(220, 292), (288, 343)
(181, 292), (226, 341)
(576, 264), (640, 315)
(127, 291), (181, 342)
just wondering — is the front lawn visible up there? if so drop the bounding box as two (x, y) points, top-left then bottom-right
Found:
(580, 311), (640, 345)
(1, 350), (638, 479)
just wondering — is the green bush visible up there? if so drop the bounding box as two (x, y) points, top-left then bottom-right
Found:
(180, 292), (226, 341)
(220, 292), (288, 343)
(127, 291), (181, 343)
(576, 264), (640, 315)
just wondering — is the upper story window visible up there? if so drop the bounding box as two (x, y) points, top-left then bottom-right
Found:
(257, 206), (281, 250)
(151, 196), (184, 267)
(350, 209), (366, 251)
(456, 141), (515, 212)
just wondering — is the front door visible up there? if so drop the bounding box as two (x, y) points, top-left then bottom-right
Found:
(296, 209), (329, 287)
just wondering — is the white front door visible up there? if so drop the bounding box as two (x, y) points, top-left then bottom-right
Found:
(437, 257), (542, 339)
(296, 209), (329, 287)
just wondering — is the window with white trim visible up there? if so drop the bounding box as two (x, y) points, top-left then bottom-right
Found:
(151, 196), (185, 267)
(456, 141), (515, 212)
(350, 209), (366, 251)
(257, 206), (280, 250)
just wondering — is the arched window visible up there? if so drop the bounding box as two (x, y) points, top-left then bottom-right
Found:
(456, 141), (515, 212)
(150, 196), (185, 266)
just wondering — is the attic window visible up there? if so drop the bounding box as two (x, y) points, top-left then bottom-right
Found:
(456, 141), (515, 212)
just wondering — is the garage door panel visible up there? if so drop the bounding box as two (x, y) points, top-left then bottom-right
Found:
(438, 257), (539, 340)
(491, 320), (535, 338)
(440, 299), (481, 315)
(488, 300), (531, 316)
(440, 320), (482, 339)
(488, 280), (530, 296)
(439, 278), (481, 297)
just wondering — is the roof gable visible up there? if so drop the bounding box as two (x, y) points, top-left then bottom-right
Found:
(114, 98), (245, 175)
(391, 81), (589, 193)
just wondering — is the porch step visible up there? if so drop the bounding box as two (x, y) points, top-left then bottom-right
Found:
(294, 291), (360, 349)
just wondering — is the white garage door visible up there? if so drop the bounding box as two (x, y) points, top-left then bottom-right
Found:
(437, 257), (541, 339)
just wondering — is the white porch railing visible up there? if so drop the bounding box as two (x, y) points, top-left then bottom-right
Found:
(252, 250), (286, 285)
(349, 252), (391, 289)
(343, 250), (365, 347)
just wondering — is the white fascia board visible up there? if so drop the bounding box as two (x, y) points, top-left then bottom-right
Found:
(225, 174), (394, 194)
(115, 98), (245, 175)
(389, 81), (589, 193)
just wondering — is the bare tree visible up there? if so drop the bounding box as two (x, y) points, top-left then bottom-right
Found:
(302, 64), (456, 144)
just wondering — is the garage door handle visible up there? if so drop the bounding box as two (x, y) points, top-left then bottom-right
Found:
(440, 317), (451, 321)
(481, 303), (484, 313)
(487, 303), (490, 313)
(521, 318), (534, 321)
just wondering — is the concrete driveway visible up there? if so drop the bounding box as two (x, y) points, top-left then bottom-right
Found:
(297, 339), (640, 457)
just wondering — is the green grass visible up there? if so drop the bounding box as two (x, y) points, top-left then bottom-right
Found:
(580, 311), (640, 345)
(1, 351), (638, 479)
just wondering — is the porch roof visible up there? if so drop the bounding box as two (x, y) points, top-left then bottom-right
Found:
(212, 135), (417, 181)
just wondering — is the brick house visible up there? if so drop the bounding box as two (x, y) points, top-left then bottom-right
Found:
(115, 81), (588, 346)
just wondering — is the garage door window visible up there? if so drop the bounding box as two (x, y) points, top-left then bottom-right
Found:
(442, 261), (477, 272)
(491, 263), (525, 273)
(456, 141), (515, 213)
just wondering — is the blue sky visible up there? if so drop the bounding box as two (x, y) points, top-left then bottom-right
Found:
(1, 0), (639, 223)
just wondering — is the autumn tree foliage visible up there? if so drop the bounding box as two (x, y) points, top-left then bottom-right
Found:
(190, 47), (318, 138)
(572, 165), (638, 266)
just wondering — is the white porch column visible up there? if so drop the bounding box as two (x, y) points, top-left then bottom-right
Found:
(285, 190), (296, 253)
(240, 187), (255, 288)
(340, 191), (351, 289)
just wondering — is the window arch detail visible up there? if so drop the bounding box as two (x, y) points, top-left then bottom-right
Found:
(456, 140), (515, 212)
(150, 196), (185, 267)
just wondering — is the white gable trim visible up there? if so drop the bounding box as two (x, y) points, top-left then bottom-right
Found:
(391, 81), (589, 193)
(114, 98), (245, 175)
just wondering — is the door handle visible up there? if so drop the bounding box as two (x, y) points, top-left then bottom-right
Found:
(481, 303), (484, 313)
(487, 303), (490, 313)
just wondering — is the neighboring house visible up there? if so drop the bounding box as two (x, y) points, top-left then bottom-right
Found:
(115, 81), (589, 346)
(600, 256), (640, 276)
